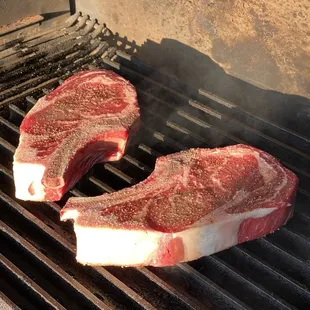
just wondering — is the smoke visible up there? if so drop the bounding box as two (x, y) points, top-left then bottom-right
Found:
(129, 38), (242, 151)
(112, 34), (310, 174)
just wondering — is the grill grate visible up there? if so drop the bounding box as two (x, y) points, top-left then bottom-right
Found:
(1, 13), (310, 310)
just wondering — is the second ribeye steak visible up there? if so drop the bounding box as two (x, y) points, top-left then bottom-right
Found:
(13, 70), (140, 201)
(60, 144), (298, 267)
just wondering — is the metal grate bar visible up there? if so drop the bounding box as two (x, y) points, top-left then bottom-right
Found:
(0, 253), (66, 310)
(0, 37), (93, 90)
(138, 143), (162, 157)
(137, 267), (201, 310)
(0, 165), (156, 310)
(0, 136), (16, 153)
(0, 115), (20, 136)
(103, 266), (199, 310)
(123, 154), (153, 173)
(116, 51), (310, 150)
(285, 213), (310, 239)
(88, 176), (115, 194)
(0, 30), (86, 65)
(100, 58), (310, 178)
(191, 255), (295, 310)
(241, 238), (310, 287)
(147, 102), (310, 195)
(218, 246), (310, 306)
(237, 244), (309, 286)
(0, 39), (105, 103)
(103, 163), (136, 185)
(139, 100), (310, 195)
(101, 56), (310, 162)
(1, 62), (91, 108)
(0, 291), (21, 310)
(0, 16), (107, 77)
(0, 13), (98, 62)
(0, 28), (104, 77)
(188, 99), (310, 162)
(157, 263), (252, 310)
(0, 13), (80, 57)
(0, 221), (111, 309)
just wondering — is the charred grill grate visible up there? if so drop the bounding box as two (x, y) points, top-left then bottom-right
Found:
(1, 13), (310, 310)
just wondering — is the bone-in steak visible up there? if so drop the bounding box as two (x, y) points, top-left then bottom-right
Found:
(13, 70), (140, 201)
(61, 144), (298, 267)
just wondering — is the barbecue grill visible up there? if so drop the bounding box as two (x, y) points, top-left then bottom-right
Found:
(1, 3), (310, 310)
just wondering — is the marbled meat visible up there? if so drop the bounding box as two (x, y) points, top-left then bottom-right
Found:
(60, 144), (298, 267)
(13, 70), (140, 201)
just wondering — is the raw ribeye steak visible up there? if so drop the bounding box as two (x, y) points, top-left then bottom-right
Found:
(13, 70), (140, 201)
(60, 144), (298, 267)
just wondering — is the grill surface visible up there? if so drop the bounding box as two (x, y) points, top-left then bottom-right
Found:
(1, 13), (310, 310)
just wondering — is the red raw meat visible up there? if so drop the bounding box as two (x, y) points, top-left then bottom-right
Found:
(13, 70), (140, 201)
(60, 144), (298, 267)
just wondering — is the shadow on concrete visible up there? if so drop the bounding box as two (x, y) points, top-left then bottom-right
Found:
(110, 33), (310, 138)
